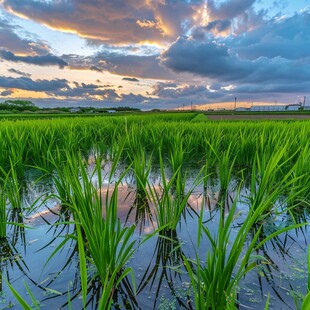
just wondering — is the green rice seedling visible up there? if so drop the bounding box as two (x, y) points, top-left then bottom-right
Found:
(125, 191), (155, 235)
(3, 125), (29, 177)
(127, 140), (152, 197)
(149, 152), (204, 232)
(285, 145), (310, 211)
(297, 246), (310, 310)
(0, 162), (25, 244)
(246, 145), (302, 216)
(0, 186), (6, 239)
(214, 143), (237, 212)
(4, 279), (40, 310)
(26, 126), (58, 170)
(183, 189), (305, 310)
(46, 146), (137, 309)
(167, 131), (188, 197)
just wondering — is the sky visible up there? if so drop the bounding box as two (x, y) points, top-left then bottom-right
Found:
(0, 0), (309, 110)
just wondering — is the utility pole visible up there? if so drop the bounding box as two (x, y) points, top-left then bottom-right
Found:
(234, 97), (237, 110)
(191, 101), (193, 110)
(304, 96), (306, 107)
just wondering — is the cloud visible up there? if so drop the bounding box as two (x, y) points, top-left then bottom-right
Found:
(90, 65), (103, 72)
(122, 77), (140, 82)
(0, 18), (50, 55)
(208, 0), (257, 20)
(1, 0), (205, 44)
(161, 36), (250, 81)
(0, 76), (70, 91)
(120, 92), (150, 104)
(151, 82), (225, 101)
(63, 52), (175, 80)
(0, 89), (14, 96)
(191, 19), (232, 39)
(232, 11), (310, 60)
(8, 68), (32, 77)
(47, 81), (120, 100)
(0, 50), (68, 68)
(160, 10), (310, 93)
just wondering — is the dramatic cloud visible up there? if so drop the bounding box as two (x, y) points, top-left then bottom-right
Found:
(8, 68), (31, 77)
(0, 18), (50, 55)
(122, 77), (140, 82)
(161, 10), (310, 95)
(63, 52), (175, 80)
(232, 11), (310, 60)
(0, 0), (205, 44)
(50, 86), (120, 100)
(0, 50), (68, 68)
(0, 76), (70, 91)
(0, 0), (309, 108)
(161, 37), (250, 81)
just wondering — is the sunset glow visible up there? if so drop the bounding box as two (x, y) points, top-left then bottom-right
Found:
(0, 0), (309, 109)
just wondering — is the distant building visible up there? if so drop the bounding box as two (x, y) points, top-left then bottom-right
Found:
(69, 107), (81, 113)
(248, 104), (302, 112)
(285, 104), (300, 111)
(250, 105), (286, 111)
(236, 107), (250, 111)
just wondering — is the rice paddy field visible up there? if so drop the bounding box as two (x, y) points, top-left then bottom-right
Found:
(1, 112), (310, 310)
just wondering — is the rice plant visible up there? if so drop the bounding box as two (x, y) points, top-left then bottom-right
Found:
(148, 152), (204, 233)
(0, 183), (6, 240)
(46, 147), (137, 308)
(183, 182), (305, 309)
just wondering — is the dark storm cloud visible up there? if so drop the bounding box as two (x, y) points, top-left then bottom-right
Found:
(0, 18), (50, 55)
(8, 68), (31, 77)
(0, 50), (68, 68)
(122, 77), (140, 82)
(0, 76), (70, 91)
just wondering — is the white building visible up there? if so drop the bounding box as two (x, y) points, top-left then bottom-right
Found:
(249, 104), (302, 112)
(250, 105), (286, 111)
